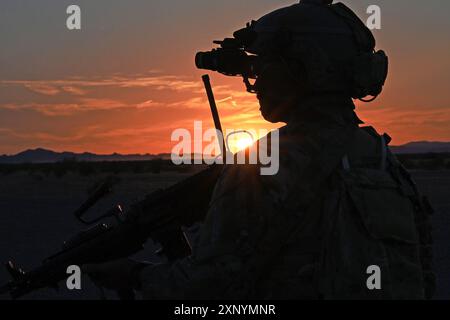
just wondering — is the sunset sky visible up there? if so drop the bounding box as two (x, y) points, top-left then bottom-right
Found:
(0, 0), (449, 155)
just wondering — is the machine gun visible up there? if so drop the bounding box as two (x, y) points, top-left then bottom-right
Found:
(0, 75), (225, 300)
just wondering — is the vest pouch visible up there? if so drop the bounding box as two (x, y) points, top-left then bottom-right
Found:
(343, 168), (418, 244)
(318, 168), (425, 299)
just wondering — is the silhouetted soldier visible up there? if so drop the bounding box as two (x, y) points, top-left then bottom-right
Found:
(84, 0), (434, 299)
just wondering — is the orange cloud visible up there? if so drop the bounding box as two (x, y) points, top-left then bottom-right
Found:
(0, 99), (128, 116)
(357, 105), (450, 144)
(0, 74), (202, 93)
(23, 83), (60, 96)
(61, 86), (87, 95)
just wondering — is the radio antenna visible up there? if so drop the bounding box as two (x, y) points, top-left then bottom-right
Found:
(202, 74), (227, 157)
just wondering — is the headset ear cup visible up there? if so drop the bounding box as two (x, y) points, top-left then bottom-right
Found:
(372, 50), (389, 94)
(352, 50), (388, 99)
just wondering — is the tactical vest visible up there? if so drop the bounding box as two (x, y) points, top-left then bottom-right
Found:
(318, 126), (435, 299)
(223, 125), (434, 300)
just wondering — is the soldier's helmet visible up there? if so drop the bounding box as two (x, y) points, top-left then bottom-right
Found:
(247, 0), (388, 102)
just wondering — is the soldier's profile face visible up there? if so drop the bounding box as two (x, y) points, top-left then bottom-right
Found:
(254, 61), (299, 123)
(257, 91), (295, 123)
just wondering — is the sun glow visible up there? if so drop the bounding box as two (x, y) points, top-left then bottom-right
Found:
(228, 134), (255, 153)
(236, 137), (254, 150)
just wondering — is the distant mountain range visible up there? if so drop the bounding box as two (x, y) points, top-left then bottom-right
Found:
(0, 148), (172, 164)
(0, 142), (450, 164)
(390, 141), (450, 154)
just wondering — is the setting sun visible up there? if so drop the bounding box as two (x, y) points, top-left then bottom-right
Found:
(228, 134), (255, 153)
(236, 137), (254, 150)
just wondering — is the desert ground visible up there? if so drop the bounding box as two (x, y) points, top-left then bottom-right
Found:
(0, 169), (448, 300)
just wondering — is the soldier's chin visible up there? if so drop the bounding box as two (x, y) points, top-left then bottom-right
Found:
(260, 105), (283, 123)
(258, 96), (291, 123)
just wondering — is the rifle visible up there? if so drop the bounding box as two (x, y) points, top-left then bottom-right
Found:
(0, 75), (225, 300)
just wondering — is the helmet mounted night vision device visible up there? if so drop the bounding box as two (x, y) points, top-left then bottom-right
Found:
(195, 0), (388, 102)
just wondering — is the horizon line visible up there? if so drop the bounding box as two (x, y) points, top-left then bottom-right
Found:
(2, 140), (450, 157)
